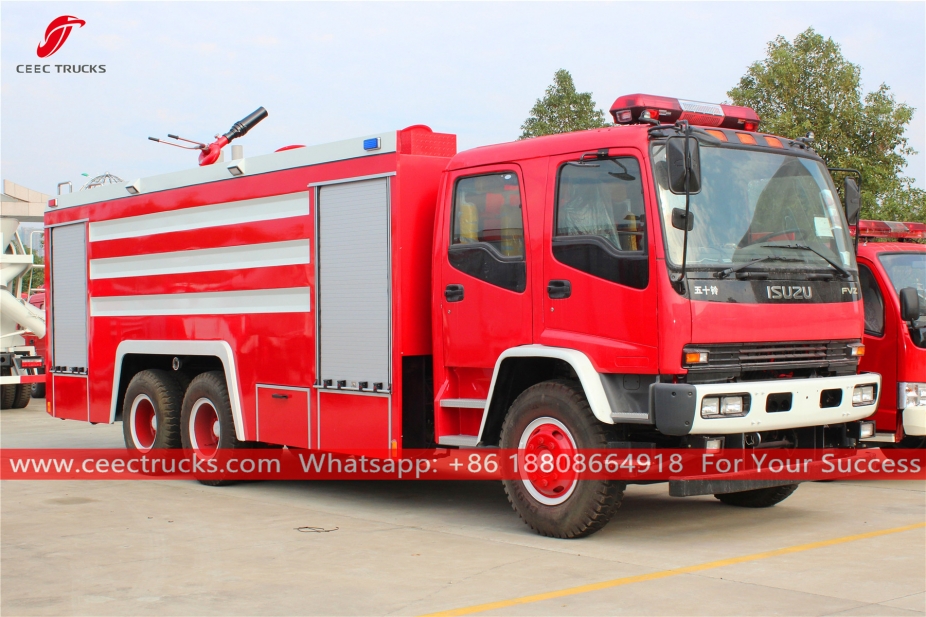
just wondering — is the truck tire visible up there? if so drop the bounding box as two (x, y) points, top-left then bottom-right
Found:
(714, 484), (799, 507)
(31, 382), (46, 399)
(122, 370), (184, 451)
(1, 385), (16, 409)
(180, 371), (241, 486)
(499, 380), (624, 538)
(11, 384), (31, 409)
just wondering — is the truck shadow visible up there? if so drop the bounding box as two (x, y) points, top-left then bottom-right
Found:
(250, 479), (810, 539)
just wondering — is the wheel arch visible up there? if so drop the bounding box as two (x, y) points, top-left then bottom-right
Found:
(477, 345), (613, 446)
(111, 340), (245, 441)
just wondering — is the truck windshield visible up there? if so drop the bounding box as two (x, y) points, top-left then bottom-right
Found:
(652, 143), (856, 276)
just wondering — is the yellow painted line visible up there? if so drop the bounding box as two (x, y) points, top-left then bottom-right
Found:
(422, 521), (926, 617)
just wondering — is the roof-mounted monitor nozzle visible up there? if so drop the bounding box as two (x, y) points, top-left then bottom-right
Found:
(148, 106), (269, 167)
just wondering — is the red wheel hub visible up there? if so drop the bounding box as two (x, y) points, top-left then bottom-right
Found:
(131, 396), (157, 450)
(191, 400), (220, 458)
(522, 420), (578, 502)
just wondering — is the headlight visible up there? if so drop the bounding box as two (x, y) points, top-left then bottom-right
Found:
(852, 384), (876, 406)
(701, 395), (749, 418)
(899, 383), (926, 408)
(848, 343), (865, 357)
(721, 396), (744, 415)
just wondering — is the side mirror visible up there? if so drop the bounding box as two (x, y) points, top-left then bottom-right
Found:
(844, 177), (861, 225)
(899, 287), (921, 322)
(671, 207), (694, 231)
(666, 137), (701, 195)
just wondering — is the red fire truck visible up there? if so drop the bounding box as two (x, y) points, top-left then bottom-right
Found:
(854, 220), (926, 446)
(44, 96), (880, 537)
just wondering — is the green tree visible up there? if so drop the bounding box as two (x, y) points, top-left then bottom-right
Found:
(520, 69), (608, 139)
(728, 28), (924, 222)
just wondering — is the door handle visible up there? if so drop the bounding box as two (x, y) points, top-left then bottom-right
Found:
(547, 280), (571, 299)
(271, 393), (290, 399)
(445, 284), (464, 303)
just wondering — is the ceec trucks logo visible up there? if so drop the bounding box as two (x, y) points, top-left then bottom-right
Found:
(37, 15), (85, 58)
(16, 16), (105, 74)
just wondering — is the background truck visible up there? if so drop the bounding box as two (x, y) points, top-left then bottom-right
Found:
(44, 96), (880, 537)
(1, 218), (46, 409)
(854, 219), (926, 446)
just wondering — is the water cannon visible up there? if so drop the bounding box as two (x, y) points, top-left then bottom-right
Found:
(148, 107), (269, 167)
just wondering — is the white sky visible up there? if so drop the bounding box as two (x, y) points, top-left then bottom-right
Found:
(2, 1), (924, 197)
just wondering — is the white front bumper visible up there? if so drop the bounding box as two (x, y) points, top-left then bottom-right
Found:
(903, 405), (926, 436)
(687, 373), (880, 435)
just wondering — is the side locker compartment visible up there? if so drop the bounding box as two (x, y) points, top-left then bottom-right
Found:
(257, 385), (311, 448)
(316, 177), (392, 451)
(48, 222), (90, 421)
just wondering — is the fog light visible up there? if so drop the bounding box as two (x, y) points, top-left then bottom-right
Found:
(859, 421), (876, 439)
(852, 385), (875, 406)
(701, 397), (720, 418)
(705, 437), (723, 450)
(721, 396), (744, 416)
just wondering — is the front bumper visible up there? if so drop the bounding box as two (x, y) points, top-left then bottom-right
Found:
(652, 373), (881, 436)
(903, 405), (926, 436)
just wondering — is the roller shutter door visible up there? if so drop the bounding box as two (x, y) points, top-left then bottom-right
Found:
(50, 223), (88, 370)
(318, 178), (390, 389)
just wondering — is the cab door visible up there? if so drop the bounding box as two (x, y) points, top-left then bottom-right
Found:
(858, 260), (898, 431)
(439, 165), (532, 377)
(539, 150), (658, 373)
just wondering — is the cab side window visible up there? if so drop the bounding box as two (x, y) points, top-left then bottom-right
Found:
(859, 265), (884, 336)
(554, 157), (648, 289)
(449, 172), (526, 292)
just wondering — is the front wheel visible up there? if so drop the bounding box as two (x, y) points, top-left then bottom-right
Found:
(500, 380), (624, 538)
(180, 371), (242, 486)
(714, 484), (799, 507)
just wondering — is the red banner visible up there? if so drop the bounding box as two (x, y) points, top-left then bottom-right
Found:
(2, 448), (923, 482)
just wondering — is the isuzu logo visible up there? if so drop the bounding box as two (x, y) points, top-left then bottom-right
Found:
(767, 285), (813, 300)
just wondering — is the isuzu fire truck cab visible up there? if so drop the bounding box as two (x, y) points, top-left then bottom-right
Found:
(44, 95), (880, 537)
(853, 220), (926, 446)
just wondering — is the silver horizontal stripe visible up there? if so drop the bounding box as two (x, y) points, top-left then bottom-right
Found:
(88, 192), (309, 242)
(89, 239), (310, 280)
(678, 99), (724, 116)
(90, 287), (311, 317)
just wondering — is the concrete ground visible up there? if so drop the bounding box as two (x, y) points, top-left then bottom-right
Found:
(2, 397), (924, 617)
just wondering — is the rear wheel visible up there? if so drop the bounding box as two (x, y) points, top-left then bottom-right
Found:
(122, 370), (184, 451)
(714, 484), (799, 507)
(180, 371), (241, 486)
(500, 380), (624, 538)
(11, 384), (31, 409)
(1, 385), (16, 410)
(1, 367), (16, 409)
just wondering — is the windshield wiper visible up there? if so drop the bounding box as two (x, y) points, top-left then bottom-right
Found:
(761, 243), (852, 279)
(716, 255), (802, 279)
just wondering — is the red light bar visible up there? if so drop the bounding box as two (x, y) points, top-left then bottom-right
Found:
(20, 357), (43, 368)
(610, 94), (760, 131)
(852, 219), (926, 240)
